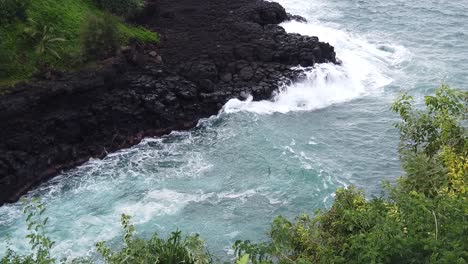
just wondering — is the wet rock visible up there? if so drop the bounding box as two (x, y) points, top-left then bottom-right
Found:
(235, 44), (256, 61)
(220, 72), (233, 82)
(0, 0), (338, 205)
(287, 13), (307, 23)
(239, 66), (255, 80)
(243, 1), (288, 26)
(198, 79), (215, 93)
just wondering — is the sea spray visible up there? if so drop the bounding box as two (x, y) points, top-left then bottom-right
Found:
(222, 17), (408, 114)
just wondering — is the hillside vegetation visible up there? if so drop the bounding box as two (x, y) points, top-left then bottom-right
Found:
(0, 0), (157, 86)
(1, 86), (467, 263)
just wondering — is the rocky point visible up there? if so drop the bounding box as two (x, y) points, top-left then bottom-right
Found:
(0, 0), (336, 205)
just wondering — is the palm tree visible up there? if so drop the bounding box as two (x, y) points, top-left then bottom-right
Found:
(24, 19), (66, 59)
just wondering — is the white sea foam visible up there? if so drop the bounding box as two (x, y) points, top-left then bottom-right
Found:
(116, 189), (213, 224)
(223, 19), (407, 114)
(216, 189), (259, 204)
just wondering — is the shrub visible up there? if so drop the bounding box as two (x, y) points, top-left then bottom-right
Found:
(94, 0), (145, 18)
(0, 0), (30, 24)
(96, 214), (213, 264)
(0, 49), (10, 79)
(23, 19), (66, 61)
(0, 0), (157, 83)
(80, 13), (119, 60)
(1, 206), (212, 264)
(1, 198), (56, 264)
(234, 86), (468, 264)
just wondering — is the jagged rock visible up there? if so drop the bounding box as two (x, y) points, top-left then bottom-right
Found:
(0, 0), (337, 205)
(240, 66), (255, 80)
(241, 1), (288, 26)
(155, 55), (163, 64)
(220, 73), (233, 82)
(287, 13), (307, 23)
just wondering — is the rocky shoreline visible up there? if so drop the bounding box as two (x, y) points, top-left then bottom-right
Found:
(0, 0), (336, 205)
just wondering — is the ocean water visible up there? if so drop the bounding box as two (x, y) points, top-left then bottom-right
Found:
(1, 0), (467, 260)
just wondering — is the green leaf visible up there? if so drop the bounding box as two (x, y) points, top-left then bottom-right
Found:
(236, 254), (250, 264)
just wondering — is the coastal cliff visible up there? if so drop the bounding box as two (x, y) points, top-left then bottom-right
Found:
(0, 0), (336, 205)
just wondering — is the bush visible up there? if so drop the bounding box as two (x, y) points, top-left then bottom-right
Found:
(80, 13), (119, 60)
(0, 50), (10, 79)
(1, 206), (212, 264)
(0, 0), (157, 83)
(94, 0), (144, 18)
(1, 198), (56, 264)
(0, 0), (30, 24)
(234, 86), (468, 264)
(97, 214), (213, 264)
(23, 19), (66, 62)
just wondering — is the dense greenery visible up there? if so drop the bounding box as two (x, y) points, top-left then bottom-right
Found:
(1, 204), (213, 264)
(234, 85), (467, 264)
(94, 0), (145, 18)
(80, 13), (120, 60)
(1, 86), (467, 263)
(0, 0), (30, 24)
(96, 214), (212, 264)
(0, 0), (157, 86)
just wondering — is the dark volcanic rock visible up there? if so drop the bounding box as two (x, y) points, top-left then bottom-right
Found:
(0, 0), (337, 205)
(242, 1), (288, 25)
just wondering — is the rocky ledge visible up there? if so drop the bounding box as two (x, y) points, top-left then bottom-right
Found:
(0, 0), (336, 205)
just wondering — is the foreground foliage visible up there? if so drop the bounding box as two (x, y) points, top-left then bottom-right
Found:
(234, 85), (467, 264)
(1, 86), (467, 263)
(1, 199), (55, 264)
(96, 214), (212, 264)
(1, 208), (212, 264)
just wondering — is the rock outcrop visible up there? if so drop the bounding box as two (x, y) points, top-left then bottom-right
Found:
(0, 0), (336, 205)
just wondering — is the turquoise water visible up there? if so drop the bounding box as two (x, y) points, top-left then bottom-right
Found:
(1, 0), (467, 260)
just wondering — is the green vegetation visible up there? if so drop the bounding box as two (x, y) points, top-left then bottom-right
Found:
(1, 198), (56, 264)
(0, 0), (30, 24)
(0, 0), (157, 86)
(1, 203), (212, 264)
(96, 214), (212, 264)
(93, 0), (145, 18)
(80, 13), (119, 60)
(1, 86), (467, 263)
(23, 19), (66, 61)
(233, 85), (467, 264)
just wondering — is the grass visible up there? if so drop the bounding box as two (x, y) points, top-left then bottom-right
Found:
(0, 0), (158, 87)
